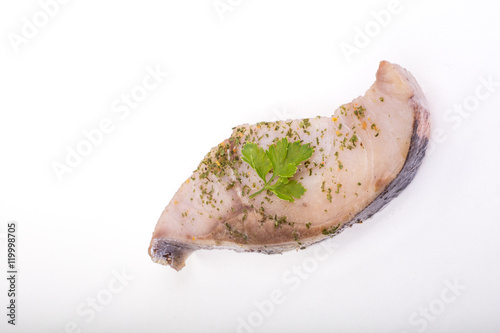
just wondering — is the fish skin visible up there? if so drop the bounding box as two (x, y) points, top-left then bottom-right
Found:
(149, 61), (430, 271)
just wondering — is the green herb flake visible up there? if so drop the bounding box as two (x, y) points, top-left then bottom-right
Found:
(349, 135), (358, 147)
(353, 106), (366, 119)
(327, 188), (332, 203)
(299, 119), (312, 130)
(322, 223), (340, 236)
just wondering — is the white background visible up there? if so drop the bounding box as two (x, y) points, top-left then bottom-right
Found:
(1, 0), (500, 332)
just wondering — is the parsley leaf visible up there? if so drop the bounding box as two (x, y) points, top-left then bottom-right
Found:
(242, 137), (314, 202)
(284, 140), (316, 168)
(241, 143), (272, 181)
(267, 177), (307, 202)
(266, 138), (297, 178)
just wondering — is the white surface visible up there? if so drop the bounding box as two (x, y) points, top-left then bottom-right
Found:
(1, 0), (500, 332)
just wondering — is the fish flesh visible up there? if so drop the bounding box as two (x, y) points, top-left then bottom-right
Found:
(149, 61), (430, 270)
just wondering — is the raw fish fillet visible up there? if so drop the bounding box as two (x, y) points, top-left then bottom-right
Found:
(149, 61), (430, 270)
